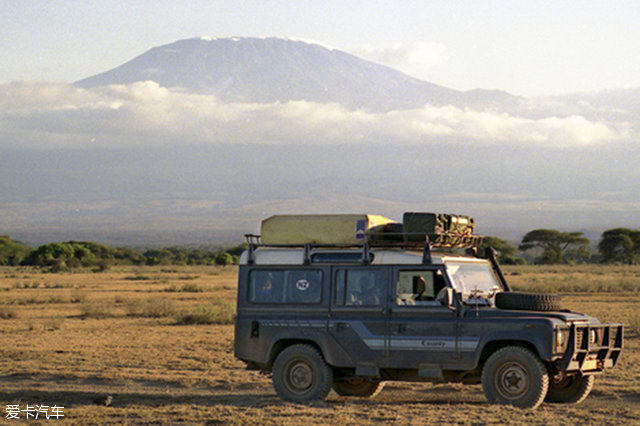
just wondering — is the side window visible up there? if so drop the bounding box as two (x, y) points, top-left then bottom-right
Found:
(334, 269), (385, 306)
(249, 269), (322, 304)
(284, 270), (322, 304)
(250, 270), (284, 303)
(396, 270), (446, 306)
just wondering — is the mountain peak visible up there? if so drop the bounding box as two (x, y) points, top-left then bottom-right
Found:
(75, 36), (514, 111)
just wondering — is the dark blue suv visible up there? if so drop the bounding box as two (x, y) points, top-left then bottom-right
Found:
(234, 238), (622, 409)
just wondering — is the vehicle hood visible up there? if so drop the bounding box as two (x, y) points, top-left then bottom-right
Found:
(466, 307), (597, 324)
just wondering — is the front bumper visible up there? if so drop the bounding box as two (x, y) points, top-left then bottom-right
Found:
(558, 323), (623, 372)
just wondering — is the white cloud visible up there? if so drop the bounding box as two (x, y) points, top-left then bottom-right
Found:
(355, 42), (448, 78)
(0, 81), (631, 149)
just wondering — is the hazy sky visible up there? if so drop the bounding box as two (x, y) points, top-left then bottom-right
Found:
(2, 0), (639, 96)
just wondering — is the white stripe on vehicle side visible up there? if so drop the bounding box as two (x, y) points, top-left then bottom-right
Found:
(337, 321), (479, 352)
(389, 337), (479, 351)
(363, 337), (479, 351)
(261, 319), (325, 327)
(362, 338), (386, 350)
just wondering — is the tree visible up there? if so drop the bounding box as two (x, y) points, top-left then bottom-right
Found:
(143, 248), (174, 265)
(21, 241), (120, 270)
(215, 252), (234, 265)
(479, 236), (525, 265)
(519, 229), (590, 264)
(0, 236), (32, 266)
(598, 228), (640, 264)
(225, 242), (249, 257)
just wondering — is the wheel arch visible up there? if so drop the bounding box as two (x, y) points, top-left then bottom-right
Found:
(267, 338), (326, 368)
(477, 339), (544, 370)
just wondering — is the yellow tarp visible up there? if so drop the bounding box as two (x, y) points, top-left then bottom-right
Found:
(261, 214), (395, 245)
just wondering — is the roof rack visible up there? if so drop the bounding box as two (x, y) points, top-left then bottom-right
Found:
(243, 232), (483, 266)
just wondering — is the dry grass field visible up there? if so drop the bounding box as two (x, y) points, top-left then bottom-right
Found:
(1, 264), (639, 425)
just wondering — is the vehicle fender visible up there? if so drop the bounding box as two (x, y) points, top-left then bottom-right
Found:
(265, 328), (352, 367)
(473, 329), (554, 366)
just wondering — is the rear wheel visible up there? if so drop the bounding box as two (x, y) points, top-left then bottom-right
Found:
(332, 379), (384, 397)
(545, 374), (594, 404)
(272, 344), (333, 403)
(482, 346), (549, 409)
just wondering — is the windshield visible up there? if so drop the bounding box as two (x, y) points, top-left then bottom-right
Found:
(445, 260), (502, 304)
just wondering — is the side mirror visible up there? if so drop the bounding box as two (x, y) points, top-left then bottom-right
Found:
(437, 287), (455, 308)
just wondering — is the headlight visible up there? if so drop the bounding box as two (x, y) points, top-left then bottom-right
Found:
(589, 329), (598, 345)
(555, 328), (570, 353)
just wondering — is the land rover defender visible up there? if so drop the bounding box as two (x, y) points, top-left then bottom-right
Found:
(233, 213), (623, 409)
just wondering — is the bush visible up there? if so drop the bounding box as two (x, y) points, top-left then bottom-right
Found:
(181, 283), (204, 293)
(79, 302), (111, 319)
(175, 301), (235, 325)
(124, 274), (152, 281)
(0, 306), (18, 319)
(126, 297), (177, 318)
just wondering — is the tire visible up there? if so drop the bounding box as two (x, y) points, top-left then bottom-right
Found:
(495, 292), (562, 311)
(545, 374), (594, 404)
(482, 346), (549, 409)
(272, 344), (333, 403)
(332, 379), (384, 398)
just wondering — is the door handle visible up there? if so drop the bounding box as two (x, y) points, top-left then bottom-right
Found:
(398, 324), (407, 333)
(336, 322), (347, 332)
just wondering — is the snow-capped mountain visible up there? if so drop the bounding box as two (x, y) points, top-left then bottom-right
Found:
(76, 37), (517, 111)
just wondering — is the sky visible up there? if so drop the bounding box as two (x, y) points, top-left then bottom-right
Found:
(2, 0), (640, 97)
(1, 0), (639, 245)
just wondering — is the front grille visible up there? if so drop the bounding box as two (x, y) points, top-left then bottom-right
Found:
(575, 327), (585, 349)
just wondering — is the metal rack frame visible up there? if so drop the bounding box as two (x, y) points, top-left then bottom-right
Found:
(243, 232), (483, 266)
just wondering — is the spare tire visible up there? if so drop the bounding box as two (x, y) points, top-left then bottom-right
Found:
(495, 292), (561, 311)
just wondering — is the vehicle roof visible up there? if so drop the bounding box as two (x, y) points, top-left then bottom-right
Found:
(239, 247), (487, 266)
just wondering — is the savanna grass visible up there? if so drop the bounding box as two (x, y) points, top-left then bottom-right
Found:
(629, 314), (640, 338)
(503, 264), (640, 294)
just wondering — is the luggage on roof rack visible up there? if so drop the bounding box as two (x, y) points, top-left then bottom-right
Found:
(255, 212), (480, 250)
(260, 214), (396, 245)
(403, 212), (475, 247)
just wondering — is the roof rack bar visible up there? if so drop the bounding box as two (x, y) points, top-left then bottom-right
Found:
(243, 232), (483, 251)
(244, 234), (261, 265)
(422, 235), (432, 265)
(487, 247), (511, 291)
(303, 244), (311, 265)
(362, 242), (370, 265)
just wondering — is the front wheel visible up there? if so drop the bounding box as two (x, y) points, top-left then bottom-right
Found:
(272, 344), (333, 403)
(545, 374), (594, 404)
(482, 346), (549, 409)
(332, 379), (384, 397)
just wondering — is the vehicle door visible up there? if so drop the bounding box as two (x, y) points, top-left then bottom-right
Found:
(328, 266), (390, 371)
(388, 267), (460, 370)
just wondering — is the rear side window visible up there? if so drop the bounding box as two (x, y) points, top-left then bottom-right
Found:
(249, 269), (322, 304)
(334, 269), (385, 306)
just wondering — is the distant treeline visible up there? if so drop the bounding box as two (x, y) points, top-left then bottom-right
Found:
(1, 227), (639, 271)
(0, 236), (247, 271)
(483, 228), (640, 265)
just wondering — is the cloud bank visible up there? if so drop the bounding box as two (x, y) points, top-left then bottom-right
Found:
(0, 81), (632, 149)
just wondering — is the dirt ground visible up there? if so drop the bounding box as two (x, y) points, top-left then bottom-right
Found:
(0, 265), (638, 425)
